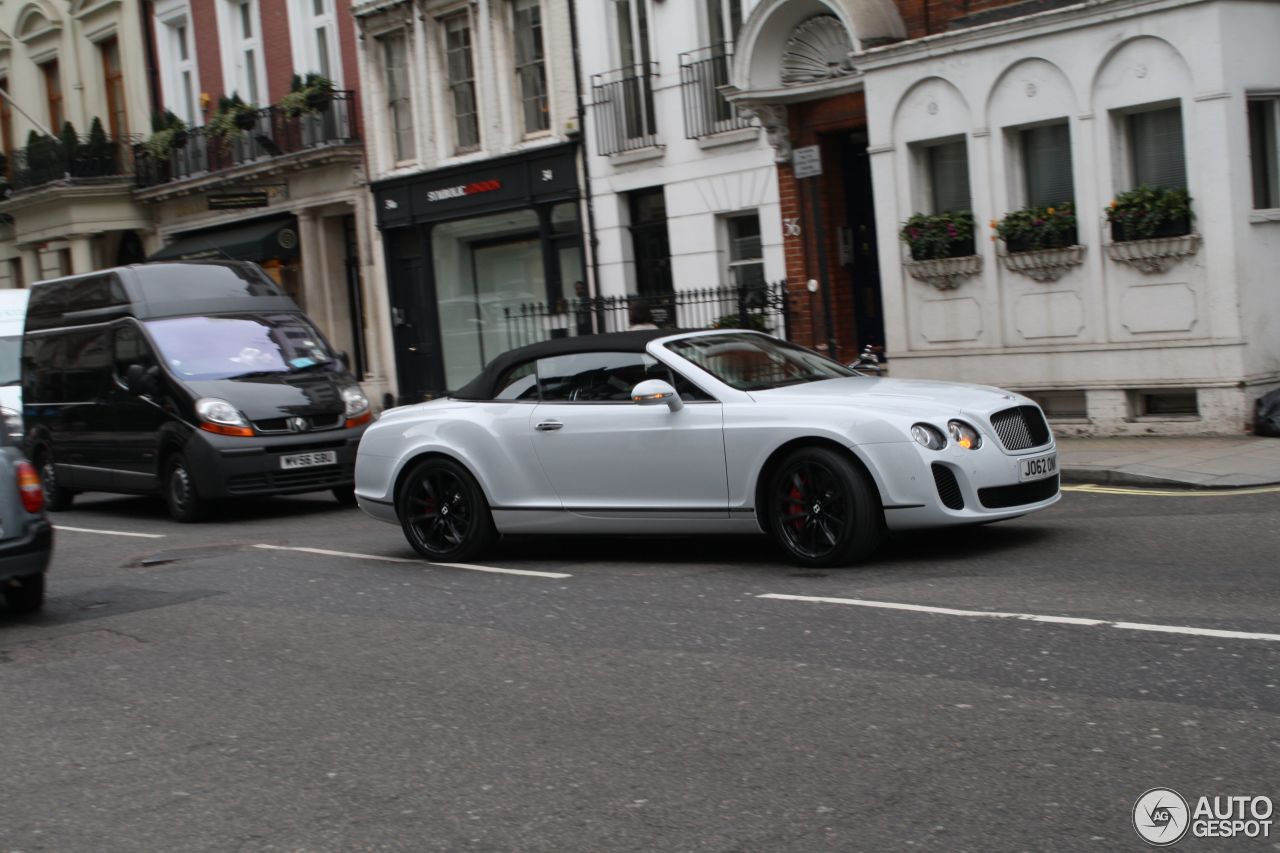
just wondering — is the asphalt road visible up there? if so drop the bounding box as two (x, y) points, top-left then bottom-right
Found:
(1, 487), (1278, 852)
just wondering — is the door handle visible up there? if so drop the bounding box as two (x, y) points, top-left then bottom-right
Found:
(534, 420), (563, 432)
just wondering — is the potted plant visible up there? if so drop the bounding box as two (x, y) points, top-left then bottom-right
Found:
(207, 94), (260, 137)
(281, 73), (335, 117)
(991, 202), (1077, 253)
(143, 110), (189, 159)
(899, 210), (976, 260)
(1106, 185), (1193, 242)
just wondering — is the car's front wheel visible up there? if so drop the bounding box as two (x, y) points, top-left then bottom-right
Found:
(5, 573), (45, 613)
(397, 458), (495, 562)
(766, 446), (882, 568)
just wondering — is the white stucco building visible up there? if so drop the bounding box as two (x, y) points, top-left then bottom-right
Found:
(575, 0), (784, 312)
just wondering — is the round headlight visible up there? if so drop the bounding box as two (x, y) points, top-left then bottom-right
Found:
(195, 397), (249, 427)
(948, 420), (982, 450)
(341, 385), (370, 418)
(911, 423), (947, 451)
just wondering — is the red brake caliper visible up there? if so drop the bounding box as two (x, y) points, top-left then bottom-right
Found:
(789, 479), (805, 531)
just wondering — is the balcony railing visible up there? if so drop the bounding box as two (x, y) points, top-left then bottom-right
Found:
(680, 43), (752, 139)
(590, 63), (660, 155)
(7, 133), (140, 192)
(135, 90), (359, 189)
(496, 280), (791, 352)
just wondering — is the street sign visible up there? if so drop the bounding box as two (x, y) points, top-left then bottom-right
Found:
(793, 145), (823, 179)
(208, 192), (270, 210)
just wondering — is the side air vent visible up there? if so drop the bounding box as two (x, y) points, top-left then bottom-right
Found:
(931, 463), (964, 510)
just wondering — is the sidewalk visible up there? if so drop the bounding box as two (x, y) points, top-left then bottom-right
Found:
(1057, 435), (1280, 488)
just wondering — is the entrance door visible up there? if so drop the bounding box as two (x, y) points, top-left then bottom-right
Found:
(843, 133), (885, 351)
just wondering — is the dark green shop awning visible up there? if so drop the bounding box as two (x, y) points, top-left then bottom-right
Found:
(148, 217), (300, 262)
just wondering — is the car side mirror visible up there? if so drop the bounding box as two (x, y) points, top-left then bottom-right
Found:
(631, 379), (683, 412)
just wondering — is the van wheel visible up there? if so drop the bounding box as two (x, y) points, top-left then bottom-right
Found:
(164, 453), (206, 522)
(332, 485), (358, 506)
(37, 452), (74, 512)
(5, 573), (45, 613)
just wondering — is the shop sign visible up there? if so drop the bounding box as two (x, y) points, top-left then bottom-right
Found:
(209, 192), (270, 210)
(425, 180), (503, 203)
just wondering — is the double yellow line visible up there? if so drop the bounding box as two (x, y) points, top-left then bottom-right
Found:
(1063, 483), (1280, 497)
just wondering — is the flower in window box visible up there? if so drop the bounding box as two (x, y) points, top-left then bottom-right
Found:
(994, 202), (1078, 253)
(899, 210), (976, 261)
(1105, 185), (1193, 242)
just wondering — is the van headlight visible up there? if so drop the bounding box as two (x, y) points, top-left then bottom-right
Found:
(196, 397), (255, 437)
(342, 386), (372, 428)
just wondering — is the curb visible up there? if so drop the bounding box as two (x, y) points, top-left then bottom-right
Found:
(1060, 467), (1280, 490)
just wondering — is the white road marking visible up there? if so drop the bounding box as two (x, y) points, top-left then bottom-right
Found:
(252, 544), (572, 579)
(758, 593), (1280, 643)
(54, 525), (166, 539)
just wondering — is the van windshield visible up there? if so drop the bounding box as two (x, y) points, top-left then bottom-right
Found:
(0, 335), (20, 385)
(145, 314), (339, 381)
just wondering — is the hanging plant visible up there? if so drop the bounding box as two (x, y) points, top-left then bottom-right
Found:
(281, 73), (335, 117)
(207, 94), (260, 137)
(143, 110), (189, 158)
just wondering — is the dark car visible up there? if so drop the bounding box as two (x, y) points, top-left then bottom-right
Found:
(22, 262), (371, 521)
(0, 410), (52, 613)
(1255, 387), (1280, 437)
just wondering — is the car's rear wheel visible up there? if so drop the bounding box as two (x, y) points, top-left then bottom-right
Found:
(164, 453), (206, 523)
(5, 573), (45, 613)
(767, 446), (882, 568)
(397, 458), (495, 562)
(37, 451), (75, 512)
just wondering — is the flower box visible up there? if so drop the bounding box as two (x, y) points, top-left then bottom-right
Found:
(903, 254), (983, 290)
(999, 244), (1086, 282)
(900, 211), (976, 262)
(1110, 215), (1191, 244)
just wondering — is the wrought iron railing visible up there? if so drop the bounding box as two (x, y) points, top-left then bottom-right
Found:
(590, 63), (660, 155)
(680, 43), (751, 139)
(8, 133), (141, 191)
(134, 90), (359, 188)
(497, 280), (790, 352)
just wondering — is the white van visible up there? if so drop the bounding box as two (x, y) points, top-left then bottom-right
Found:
(0, 290), (29, 423)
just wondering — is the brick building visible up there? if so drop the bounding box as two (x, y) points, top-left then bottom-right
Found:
(136, 0), (395, 407)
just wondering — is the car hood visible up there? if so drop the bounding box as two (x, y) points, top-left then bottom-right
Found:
(749, 376), (1028, 417)
(185, 372), (350, 420)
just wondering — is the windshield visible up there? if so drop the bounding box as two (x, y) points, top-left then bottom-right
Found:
(145, 314), (338, 381)
(0, 335), (20, 386)
(666, 332), (854, 391)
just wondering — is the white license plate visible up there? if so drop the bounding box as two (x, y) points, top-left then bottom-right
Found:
(1019, 452), (1057, 482)
(280, 450), (337, 470)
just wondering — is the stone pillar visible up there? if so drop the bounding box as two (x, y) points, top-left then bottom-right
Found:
(69, 236), (94, 275)
(295, 208), (323, 318)
(352, 193), (397, 402)
(18, 247), (40, 287)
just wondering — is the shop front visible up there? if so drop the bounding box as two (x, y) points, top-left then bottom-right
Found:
(373, 143), (583, 401)
(148, 214), (304, 300)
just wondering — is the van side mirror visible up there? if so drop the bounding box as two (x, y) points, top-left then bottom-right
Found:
(337, 351), (350, 371)
(126, 363), (159, 397)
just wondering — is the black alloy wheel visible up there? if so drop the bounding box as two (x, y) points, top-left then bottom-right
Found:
(164, 453), (206, 523)
(4, 573), (45, 614)
(397, 458), (495, 562)
(37, 452), (74, 512)
(767, 446), (882, 568)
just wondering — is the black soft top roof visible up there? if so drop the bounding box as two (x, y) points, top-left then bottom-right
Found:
(452, 329), (680, 400)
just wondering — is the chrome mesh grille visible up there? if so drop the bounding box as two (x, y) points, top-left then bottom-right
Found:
(989, 405), (1051, 451)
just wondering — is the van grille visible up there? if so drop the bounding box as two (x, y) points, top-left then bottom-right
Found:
(226, 464), (352, 495)
(989, 406), (1051, 451)
(253, 414), (343, 434)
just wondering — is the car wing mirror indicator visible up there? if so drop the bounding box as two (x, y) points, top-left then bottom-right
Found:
(631, 379), (683, 412)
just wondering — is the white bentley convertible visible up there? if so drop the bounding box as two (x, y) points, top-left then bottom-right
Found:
(355, 330), (1060, 567)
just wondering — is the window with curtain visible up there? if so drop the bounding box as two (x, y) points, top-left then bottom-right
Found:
(101, 37), (129, 141)
(226, 0), (262, 103)
(293, 0), (338, 83)
(1022, 122), (1074, 208)
(725, 213), (764, 290)
(926, 139), (971, 214)
(1128, 106), (1186, 189)
(381, 32), (414, 162)
(512, 0), (548, 134)
(41, 60), (63, 130)
(1248, 97), (1279, 210)
(160, 16), (200, 125)
(443, 13), (479, 152)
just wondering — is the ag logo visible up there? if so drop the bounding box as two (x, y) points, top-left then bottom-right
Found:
(1134, 788), (1190, 846)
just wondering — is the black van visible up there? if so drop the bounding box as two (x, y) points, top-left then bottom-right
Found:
(21, 261), (371, 521)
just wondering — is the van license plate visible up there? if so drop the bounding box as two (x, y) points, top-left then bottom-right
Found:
(1019, 452), (1057, 482)
(280, 451), (337, 470)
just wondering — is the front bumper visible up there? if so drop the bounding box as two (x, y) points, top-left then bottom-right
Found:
(185, 425), (368, 499)
(0, 519), (53, 582)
